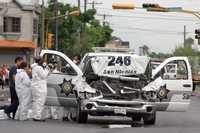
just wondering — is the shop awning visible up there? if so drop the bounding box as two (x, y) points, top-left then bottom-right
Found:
(0, 40), (37, 49)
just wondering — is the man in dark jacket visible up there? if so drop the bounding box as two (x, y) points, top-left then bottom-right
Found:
(4, 57), (24, 119)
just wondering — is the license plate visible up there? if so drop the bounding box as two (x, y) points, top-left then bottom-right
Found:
(114, 108), (126, 115)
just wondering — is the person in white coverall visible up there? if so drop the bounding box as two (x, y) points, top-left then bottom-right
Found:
(31, 57), (49, 121)
(15, 62), (31, 121)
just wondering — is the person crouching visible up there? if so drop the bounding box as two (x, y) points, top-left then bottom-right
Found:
(15, 62), (32, 121)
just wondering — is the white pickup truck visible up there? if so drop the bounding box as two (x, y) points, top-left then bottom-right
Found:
(39, 49), (192, 125)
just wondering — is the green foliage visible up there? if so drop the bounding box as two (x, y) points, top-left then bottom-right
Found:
(149, 40), (200, 74)
(148, 52), (172, 59)
(173, 45), (200, 74)
(44, 2), (113, 57)
(173, 46), (194, 56)
(149, 37), (195, 58)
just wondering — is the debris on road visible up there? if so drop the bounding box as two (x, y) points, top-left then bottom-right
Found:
(107, 124), (132, 128)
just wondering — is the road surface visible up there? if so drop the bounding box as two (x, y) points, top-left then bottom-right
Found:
(0, 96), (199, 133)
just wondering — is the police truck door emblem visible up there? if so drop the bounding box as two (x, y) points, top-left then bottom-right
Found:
(59, 79), (73, 96)
(157, 85), (169, 100)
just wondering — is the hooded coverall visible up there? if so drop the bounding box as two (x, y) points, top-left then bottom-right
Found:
(15, 69), (31, 120)
(31, 63), (49, 120)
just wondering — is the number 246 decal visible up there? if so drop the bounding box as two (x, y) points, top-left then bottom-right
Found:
(108, 56), (131, 66)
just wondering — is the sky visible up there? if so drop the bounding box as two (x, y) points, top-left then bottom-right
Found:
(3, 0), (200, 53)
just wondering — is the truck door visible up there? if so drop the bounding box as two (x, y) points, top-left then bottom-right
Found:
(41, 51), (82, 108)
(153, 57), (192, 112)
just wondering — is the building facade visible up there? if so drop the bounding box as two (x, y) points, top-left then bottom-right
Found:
(0, 0), (40, 66)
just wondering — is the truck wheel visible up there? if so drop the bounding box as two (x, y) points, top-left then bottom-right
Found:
(76, 102), (88, 123)
(143, 111), (156, 125)
(132, 115), (142, 122)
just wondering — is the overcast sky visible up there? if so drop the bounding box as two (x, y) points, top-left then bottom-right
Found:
(4, 0), (200, 53)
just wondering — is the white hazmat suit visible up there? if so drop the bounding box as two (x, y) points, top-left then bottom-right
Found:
(15, 69), (31, 120)
(31, 63), (49, 120)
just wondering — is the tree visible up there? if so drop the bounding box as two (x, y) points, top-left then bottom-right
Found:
(148, 52), (172, 59)
(173, 46), (195, 56)
(44, 2), (113, 57)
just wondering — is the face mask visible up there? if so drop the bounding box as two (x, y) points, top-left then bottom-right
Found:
(73, 60), (78, 64)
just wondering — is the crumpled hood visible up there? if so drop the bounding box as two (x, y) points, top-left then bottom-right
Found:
(142, 77), (165, 92)
(73, 78), (96, 94)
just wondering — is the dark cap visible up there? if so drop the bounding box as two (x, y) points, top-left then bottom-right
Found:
(34, 56), (43, 65)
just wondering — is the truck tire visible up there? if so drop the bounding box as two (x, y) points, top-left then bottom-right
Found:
(143, 111), (156, 125)
(132, 115), (142, 122)
(76, 102), (88, 123)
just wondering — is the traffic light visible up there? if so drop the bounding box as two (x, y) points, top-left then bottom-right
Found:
(195, 29), (200, 39)
(47, 33), (53, 49)
(142, 3), (168, 12)
(142, 3), (161, 8)
(112, 3), (135, 9)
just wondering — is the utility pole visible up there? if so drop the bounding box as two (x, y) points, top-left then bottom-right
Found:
(53, 0), (59, 50)
(184, 25), (186, 47)
(77, 0), (80, 9)
(87, 0), (103, 9)
(84, 0), (87, 13)
(41, 0), (45, 48)
(97, 14), (112, 26)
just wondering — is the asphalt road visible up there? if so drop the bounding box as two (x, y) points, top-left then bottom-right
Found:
(0, 96), (200, 133)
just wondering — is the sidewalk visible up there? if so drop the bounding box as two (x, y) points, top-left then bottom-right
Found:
(0, 86), (10, 107)
(192, 89), (200, 97)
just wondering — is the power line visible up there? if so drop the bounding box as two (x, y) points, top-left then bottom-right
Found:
(110, 24), (191, 35)
(98, 13), (198, 22)
(87, 0), (102, 9)
(96, 7), (197, 20)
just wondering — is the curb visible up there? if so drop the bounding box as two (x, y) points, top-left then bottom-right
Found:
(191, 92), (200, 97)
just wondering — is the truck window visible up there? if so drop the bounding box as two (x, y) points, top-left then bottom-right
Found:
(163, 60), (188, 80)
(43, 54), (77, 75)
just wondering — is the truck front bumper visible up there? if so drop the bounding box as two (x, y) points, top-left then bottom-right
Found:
(81, 99), (155, 116)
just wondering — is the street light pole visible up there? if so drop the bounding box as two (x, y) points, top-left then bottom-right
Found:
(53, 0), (59, 50)
(184, 25), (186, 47)
(84, 0), (87, 13)
(41, 0), (45, 48)
(179, 10), (200, 20)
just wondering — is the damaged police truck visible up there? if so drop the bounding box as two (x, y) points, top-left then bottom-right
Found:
(40, 48), (192, 125)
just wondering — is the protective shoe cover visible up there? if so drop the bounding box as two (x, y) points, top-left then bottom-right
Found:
(15, 69), (31, 120)
(31, 63), (49, 120)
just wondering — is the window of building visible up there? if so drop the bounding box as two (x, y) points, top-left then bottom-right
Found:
(3, 17), (21, 33)
(33, 19), (38, 34)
